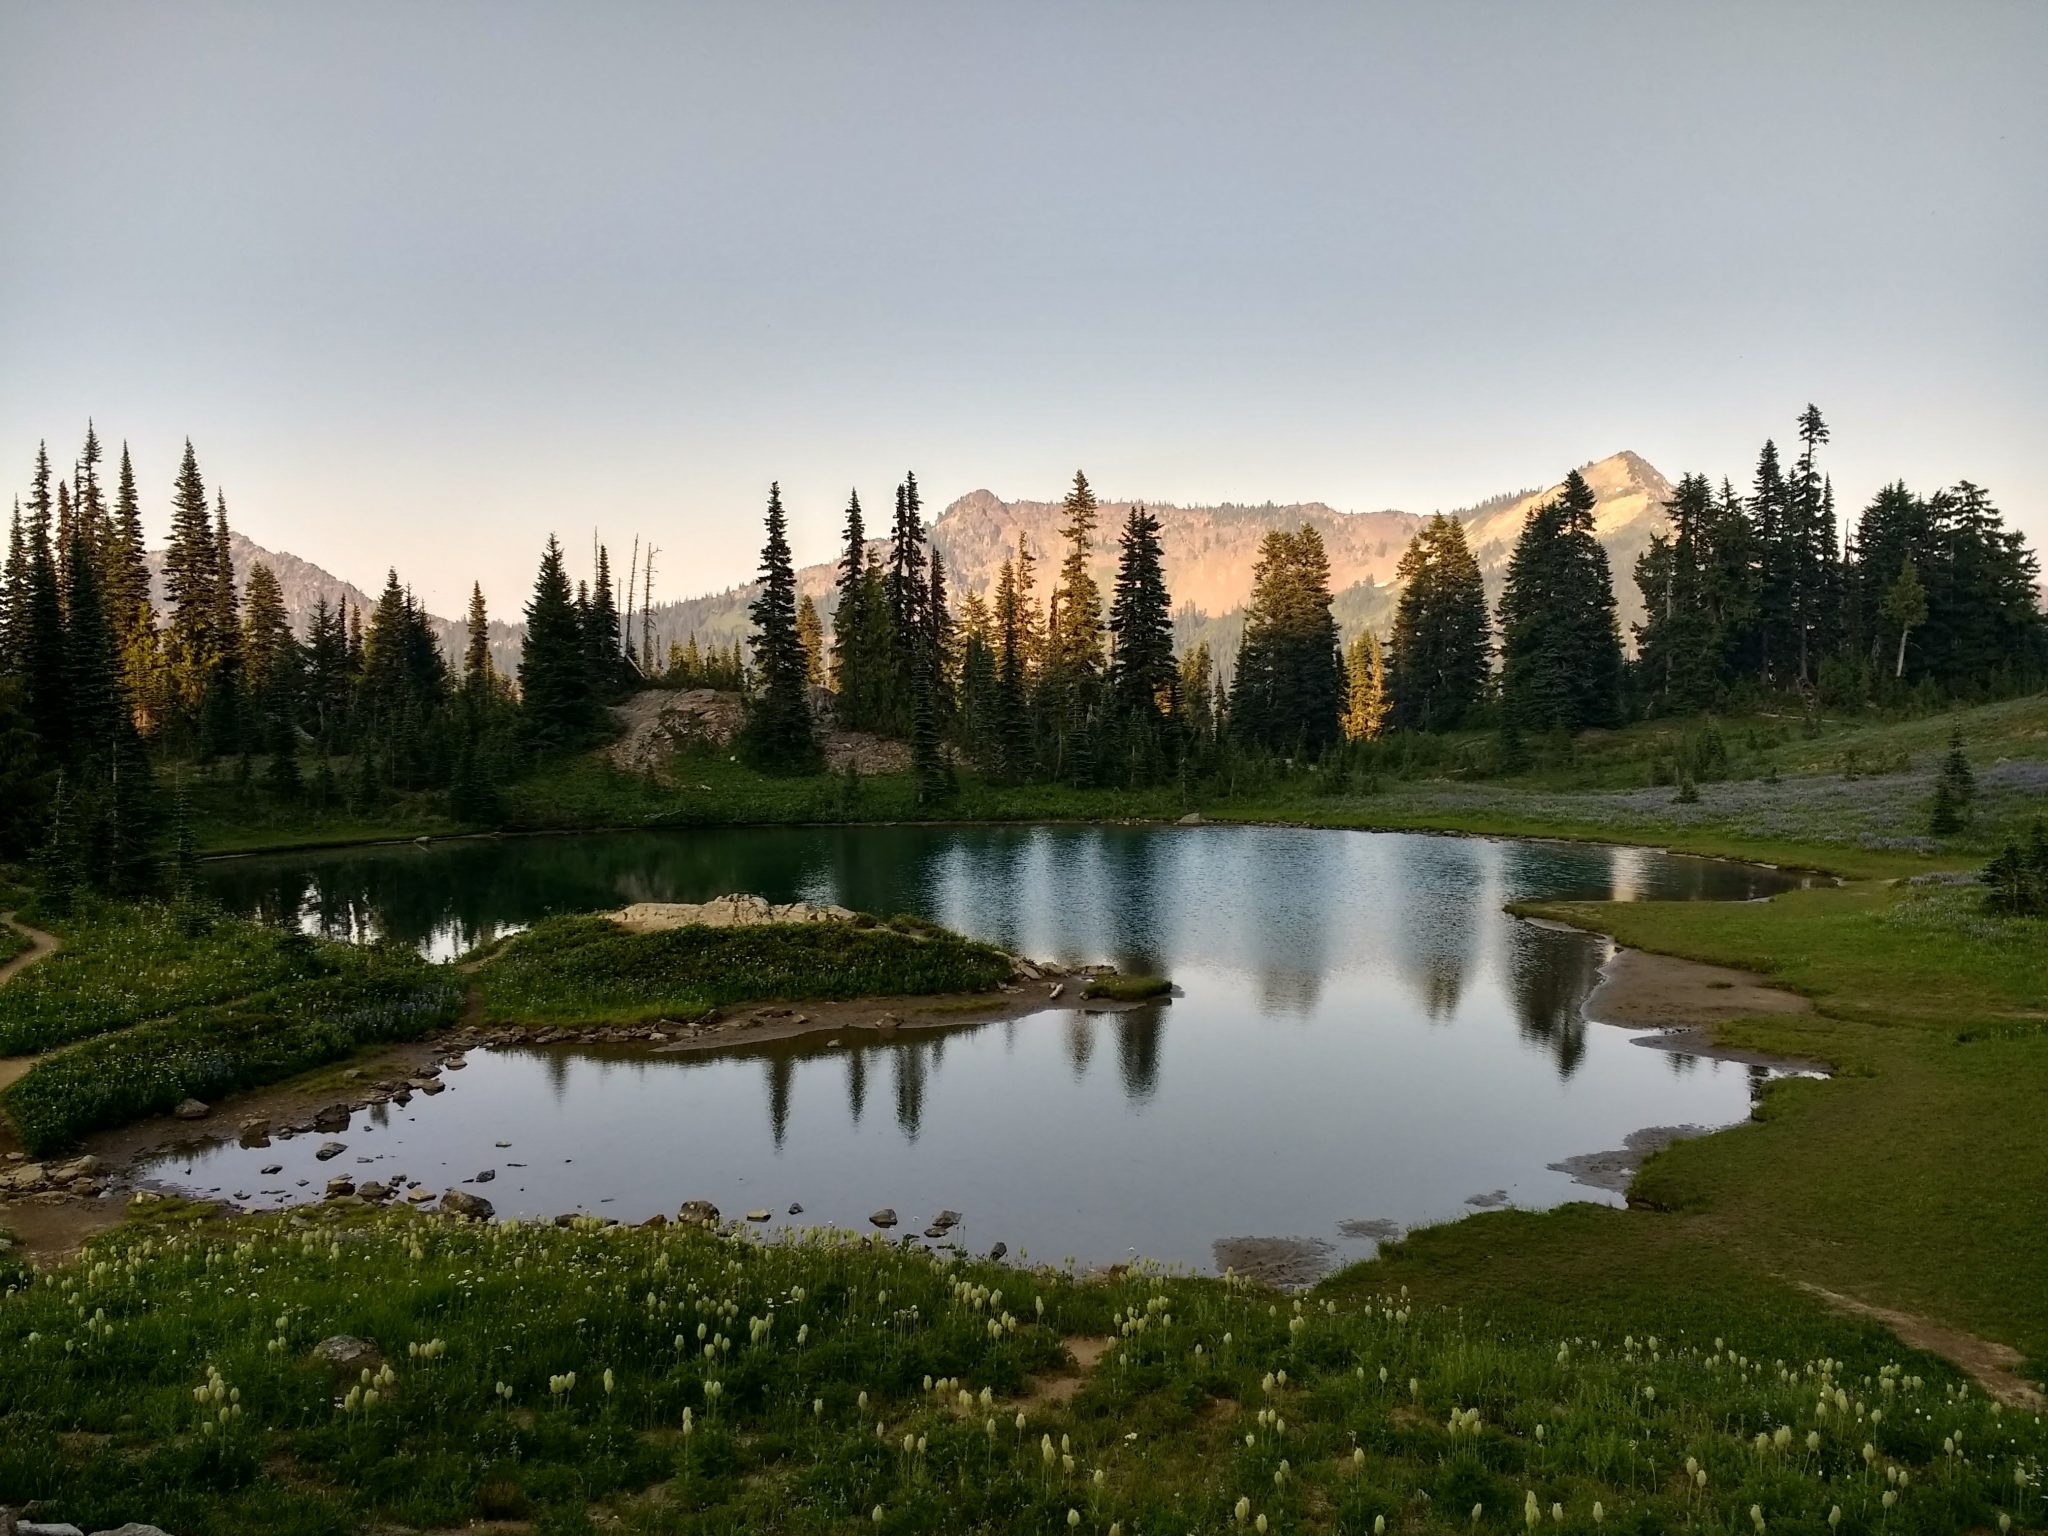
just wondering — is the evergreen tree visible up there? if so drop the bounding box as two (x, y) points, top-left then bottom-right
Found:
(1041, 472), (1107, 783)
(1387, 515), (1491, 730)
(1927, 724), (1975, 834)
(198, 492), (245, 757)
(739, 483), (820, 772)
(586, 545), (625, 696)
(163, 439), (219, 725)
(105, 443), (161, 733)
(518, 535), (597, 749)
(1497, 469), (1623, 735)
(303, 597), (352, 747)
(1879, 557), (1926, 681)
(1750, 439), (1793, 687)
(1633, 472), (1719, 714)
(797, 592), (826, 689)
(828, 491), (875, 715)
(1341, 629), (1391, 742)
(991, 555), (1035, 781)
(463, 582), (496, 698)
(1, 500), (24, 675)
(1230, 525), (1344, 755)
(1788, 404), (1835, 683)
(1106, 502), (1177, 724)
(19, 446), (69, 762)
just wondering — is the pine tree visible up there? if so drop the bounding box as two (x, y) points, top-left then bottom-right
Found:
(739, 483), (820, 772)
(992, 555), (1034, 781)
(1041, 472), (1107, 783)
(20, 446), (69, 762)
(1633, 472), (1719, 714)
(1341, 629), (1391, 742)
(1928, 724), (1975, 834)
(518, 535), (597, 749)
(829, 490), (873, 715)
(1106, 503), (1176, 724)
(586, 544), (624, 696)
(1, 500), (25, 676)
(1388, 515), (1491, 730)
(199, 492), (245, 757)
(1750, 439), (1793, 687)
(1498, 469), (1623, 735)
(1788, 404), (1834, 683)
(304, 598), (351, 747)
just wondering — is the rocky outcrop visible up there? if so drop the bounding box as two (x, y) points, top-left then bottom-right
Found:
(608, 894), (860, 932)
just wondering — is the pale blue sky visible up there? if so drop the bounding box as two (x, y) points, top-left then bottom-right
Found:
(3, 1), (2042, 615)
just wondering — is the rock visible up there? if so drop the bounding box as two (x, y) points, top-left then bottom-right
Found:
(238, 1117), (270, 1145)
(172, 1099), (209, 1120)
(473, 1169), (495, 1183)
(638, 1213), (668, 1229)
(441, 1189), (494, 1220)
(324, 1177), (356, 1197)
(89, 1525), (176, 1536)
(416, 1078), (446, 1095)
(1049, 981), (1064, 999)
(7, 1165), (47, 1192)
(406, 1188), (436, 1203)
(19, 1523), (85, 1536)
(929, 1209), (962, 1232)
(787, 1201), (804, 1215)
(678, 1199), (720, 1227)
(745, 1209), (771, 1222)
(51, 1156), (100, 1184)
(311, 1104), (351, 1132)
(356, 1182), (390, 1202)
(869, 1208), (897, 1228)
(259, 1164), (282, 1176)
(314, 1141), (347, 1161)
(988, 1241), (1008, 1261)
(443, 1056), (467, 1070)
(1177, 811), (1206, 825)
(871, 1012), (900, 1034)
(311, 1334), (382, 1372)
(1015, 962), (1041, 981)
(608, 894), (860, 932)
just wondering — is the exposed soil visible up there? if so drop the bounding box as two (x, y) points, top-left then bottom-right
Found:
(1586, 947), (1810, 1032)
(1799, 1283), (2046, 1411)
(1548, 1124), (1712, 1194)
(1212, 1234), (1337, 1288)
(0, 911), (60, 990)
(606, 687), (911, 778)
(1017, 1335), (1114, 1409)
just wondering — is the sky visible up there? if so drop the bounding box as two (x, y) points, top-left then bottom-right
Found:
(3, 1), (2043, 618)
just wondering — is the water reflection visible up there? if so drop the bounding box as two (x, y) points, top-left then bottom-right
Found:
(178, 827), (1819, 1271)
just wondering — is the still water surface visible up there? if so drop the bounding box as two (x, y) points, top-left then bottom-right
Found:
(172, 826), (1808, 1275)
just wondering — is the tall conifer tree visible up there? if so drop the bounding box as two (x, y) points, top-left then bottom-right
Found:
(740, 483), (820, 772)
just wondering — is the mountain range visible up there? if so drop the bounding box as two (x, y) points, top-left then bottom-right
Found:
(145, 450), (1678, 679)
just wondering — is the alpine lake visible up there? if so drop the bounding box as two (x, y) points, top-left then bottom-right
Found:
(161, 824), (1813, 1282)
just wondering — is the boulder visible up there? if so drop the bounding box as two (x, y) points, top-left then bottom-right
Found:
(745, 1209), (771, 1222)
(473, 1169), (495, 1183)
(311, 1334), (381, 1372)
(929, 1209), (962, 1232)
(50, 1156), (100, 1184)
(678, 1199), (719, 1227)
(18, 1523), (85, 1536)
(416, 1078), (446, 1095)
(406, 1188), (436, 1203)
(356, 1182), (390, 1203)
(314, 1142), (347, 1161)
(1177, 811), (1206, 825)
(869, 1208), (897, 1229)
(787, 1201), (804, 1215)
(440, 1189), (494, 1221)
(172, 1099), (209, 1121)
(259, 1164), (282, 1176)
(311, 1105), (350, 1132)
(988, 1241), (1008, 1262)
(90, 1525), (177, 1536)
(237, 1118), (270, 1146)
(324, 1177), (356, 1197)
(6, 1165), (47, 1192)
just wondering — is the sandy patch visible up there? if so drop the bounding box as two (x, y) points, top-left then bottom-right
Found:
(1018, 1336), (1115, 1409)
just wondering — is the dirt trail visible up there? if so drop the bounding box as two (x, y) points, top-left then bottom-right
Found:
(1800, 1283), (2045, 1410)
(0, 912), (63, 1096)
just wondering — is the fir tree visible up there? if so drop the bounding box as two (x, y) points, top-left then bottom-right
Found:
(463, 581), (495, 697)
(797, 592), (826, 689)
(1633, 472), (1720, 714)
(106, 443), (160, 733)
(586, 544), (624, 696)
(163, 439), (219, 724)
(1341, 629), (1391, 742)
(1387, 515), (1491, 730)
(1927, 724), (1975, 835)
(198, 492), (245, 757)
(1497, 469), (1623, 736)
(518, 535), (596, 749)
(1230, 525), (1343, 755)
(739, 483), (820, 772)
(1750, 439), (1793, 687)
(1107, 502), (1176, 724)
(303, 597), (352, 747)
(19, 446), (69, 762)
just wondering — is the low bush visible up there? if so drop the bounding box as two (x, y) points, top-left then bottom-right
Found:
(2, 959), (462, 1154)
(1082, 973), (1172, 1001)
(475, 913), (1014, 1025)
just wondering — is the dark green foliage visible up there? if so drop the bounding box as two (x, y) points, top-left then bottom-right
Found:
(1081, 972), (1172, 1000)
(2, 959), (461, 1154)
(1107, 503), (1177, 726)
(738, 483), (821, 773)
(1982, 819), (2048, 916)
(1498, 469), (1623, 736)
(1388, 515), (1490, 731)
(1230, 525), (1344, 755)
(519, 534), (598, 750)
(475, 912), (1013, 1023)
(1633, 472), (1721, 715)
(1927, 725), (1975, 834)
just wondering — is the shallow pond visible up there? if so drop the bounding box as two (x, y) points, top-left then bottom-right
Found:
(173, 825), (1810, 1277)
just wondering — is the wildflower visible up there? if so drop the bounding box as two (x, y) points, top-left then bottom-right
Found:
(1472, 1503), (1485, 1526)
(1375, 1519), (1386, 1535)
(1592, 1503), (1604, 1526)
(1068, 1513), (1080, 1529)
(1750, 1505), (1766, 1533)
(1552, 1504), (1563, 1525)
(1235, 1496), (1251, 1523)
(872, 1507), (884, 1525)
(1828, 1508), (1841, 1529)
(1353, 1447), (1365, 1467)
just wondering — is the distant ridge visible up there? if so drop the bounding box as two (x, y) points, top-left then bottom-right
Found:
(152, 451), (1677, 680)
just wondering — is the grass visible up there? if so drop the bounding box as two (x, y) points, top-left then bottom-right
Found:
(1, 959), (463, 1156)
(0, 900), (348, 1057)
(0, 922), (28, 966)
(2, 1209), (2043, 1536)
(474, 913), (1017, 1026)
(1082, 973), (1172, 1001)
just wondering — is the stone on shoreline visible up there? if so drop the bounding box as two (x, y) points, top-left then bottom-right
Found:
(172, 1099), (209, 1120)
(608, 894), (859, 932)
(314, 1142), (346, 1161)
(869, 1208), (897, 1228)
(678, 1199), (720, 1227)
(441, 1189), (494, 1220)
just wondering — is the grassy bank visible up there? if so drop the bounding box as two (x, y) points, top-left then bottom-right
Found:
(0, 900), (346, 1056)
(2, 961), (463, 1155)
(3, 1208), (2042, 1536)
(474, 913), (1017, 1026)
